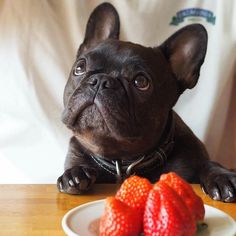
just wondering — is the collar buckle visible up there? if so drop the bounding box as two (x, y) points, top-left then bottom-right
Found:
(115, 160), (122, 182)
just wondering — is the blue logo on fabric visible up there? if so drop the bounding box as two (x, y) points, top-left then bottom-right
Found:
(170, 8), (216, 25)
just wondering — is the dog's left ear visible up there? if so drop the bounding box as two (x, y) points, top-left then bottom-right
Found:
(78, 2), (120, 54)
(159, 24), (207, 93)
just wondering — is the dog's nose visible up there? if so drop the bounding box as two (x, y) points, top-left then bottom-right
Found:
(88, 76), (119, 90)
(88, 77), (98, 87)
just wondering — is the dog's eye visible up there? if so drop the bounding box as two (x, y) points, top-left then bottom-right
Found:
(74, 60), (86, 76)
(133, 75), (150, 91)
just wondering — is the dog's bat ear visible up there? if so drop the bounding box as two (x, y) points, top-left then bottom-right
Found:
(160, 24), (207, 93)
(78, 2), (120, 54)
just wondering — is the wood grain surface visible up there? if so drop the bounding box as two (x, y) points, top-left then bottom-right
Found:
(0, 184), (235, 235)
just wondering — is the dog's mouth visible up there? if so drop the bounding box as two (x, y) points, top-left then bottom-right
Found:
(61, 100), (93, 131)
(73, 104), (111, 134)
(62, 97), (136, 140)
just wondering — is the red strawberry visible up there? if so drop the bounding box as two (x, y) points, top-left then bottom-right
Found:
(144, 182), (196, 236)
(116, 175), (152, 214)
(160, 172), (205, 221)
(99, 197), (142, 236)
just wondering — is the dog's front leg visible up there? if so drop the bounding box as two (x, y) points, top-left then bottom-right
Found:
(199, 161), (236, 202)
(57, 137), (98, 194)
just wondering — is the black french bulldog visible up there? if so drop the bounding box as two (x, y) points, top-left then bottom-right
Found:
(58, 2), (236, 202)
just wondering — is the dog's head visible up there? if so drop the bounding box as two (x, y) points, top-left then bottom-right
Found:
(62, 3), (207, 159)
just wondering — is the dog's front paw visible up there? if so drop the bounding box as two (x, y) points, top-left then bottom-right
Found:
(57, 166), (97, 194)
(201, 168), (236, 202)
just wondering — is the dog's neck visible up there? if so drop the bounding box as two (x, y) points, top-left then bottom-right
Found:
(90, 111), (175, 182)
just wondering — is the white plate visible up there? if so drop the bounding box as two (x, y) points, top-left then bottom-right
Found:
(62, 200), (236, 236)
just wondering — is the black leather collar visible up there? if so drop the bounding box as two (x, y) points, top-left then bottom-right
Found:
(90, 112), (175, 182)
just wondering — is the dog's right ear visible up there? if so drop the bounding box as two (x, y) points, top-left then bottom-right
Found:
(78, 2), (120, 54)
(159, 24), (207, 94)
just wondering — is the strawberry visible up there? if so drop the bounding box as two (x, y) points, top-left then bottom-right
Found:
(99, 197), (142, 236)
(115, 175), (152, 214)
(160, 172), (205, 221)
(144, 182), (196, 236)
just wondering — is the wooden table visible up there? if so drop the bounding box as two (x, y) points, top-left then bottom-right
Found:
(0, 184), (235, 235)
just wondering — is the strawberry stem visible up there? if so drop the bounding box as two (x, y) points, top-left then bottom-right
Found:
(197, 221), (208, 232)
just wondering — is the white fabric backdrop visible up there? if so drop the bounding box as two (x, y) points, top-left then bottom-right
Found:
(0, 0), (235, 183)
